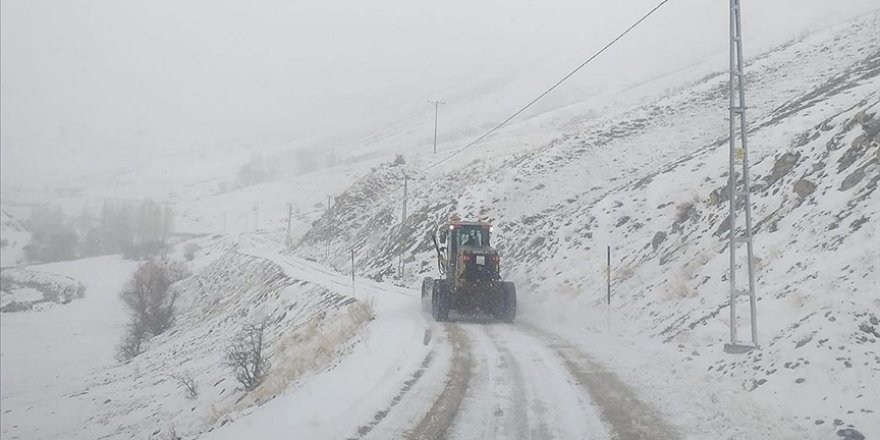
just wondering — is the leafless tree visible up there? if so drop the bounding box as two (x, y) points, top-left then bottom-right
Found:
(115, 321), (147, 362)
(116, 257), (189, 361)
(149, 425), (180, 440)
(120, 257), (189, 336)
(224, 319), (271, 390)
(170, 371), (198, 399)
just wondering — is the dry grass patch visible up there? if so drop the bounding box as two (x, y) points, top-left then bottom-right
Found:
(251, 296), (375, 403)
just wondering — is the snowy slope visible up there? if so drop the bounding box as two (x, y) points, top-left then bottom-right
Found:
(291, 12), (880, 439)
(0, 237), (374, 440)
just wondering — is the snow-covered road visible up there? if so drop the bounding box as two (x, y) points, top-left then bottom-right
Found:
(208, 245), (678, 440)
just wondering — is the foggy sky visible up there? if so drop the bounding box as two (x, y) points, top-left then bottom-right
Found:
(1, 0), (876, 187)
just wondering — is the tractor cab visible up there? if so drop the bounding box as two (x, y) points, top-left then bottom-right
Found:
(435, 220), (494, 272)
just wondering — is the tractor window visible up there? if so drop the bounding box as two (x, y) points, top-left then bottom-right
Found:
(457, 227), (489, 247)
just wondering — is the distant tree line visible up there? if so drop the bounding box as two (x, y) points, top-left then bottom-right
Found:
(23, 199), (174, 263)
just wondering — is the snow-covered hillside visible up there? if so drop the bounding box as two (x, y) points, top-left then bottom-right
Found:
(0, 237), (373, 440)
(292, 12), (880, 439)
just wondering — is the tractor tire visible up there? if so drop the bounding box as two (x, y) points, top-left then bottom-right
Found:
(432, 280), (450, 322)
(421, 277), (434, 313)
(499, 281), (516, 323)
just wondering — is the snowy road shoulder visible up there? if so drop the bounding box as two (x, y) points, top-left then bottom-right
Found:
(206, 247), (450, 440)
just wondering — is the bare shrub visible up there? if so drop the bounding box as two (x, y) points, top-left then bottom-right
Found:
(255, 300), (373, 401)
(393, 154), (406, 165)
(115, 321), (147, 362)
(116, 257), (189, 361)
(225, 319), (271, 391)
(170, 371), (198, 399)
(149, 425), (180, 440)
(120, 257), (189, 337)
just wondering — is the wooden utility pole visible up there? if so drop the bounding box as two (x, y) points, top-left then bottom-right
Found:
(428, 100), (445, 154)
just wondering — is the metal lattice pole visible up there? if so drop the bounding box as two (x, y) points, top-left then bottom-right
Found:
(727, 0), (758, 350)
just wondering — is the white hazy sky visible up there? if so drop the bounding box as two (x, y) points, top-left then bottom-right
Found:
(1, 0), (876, 187)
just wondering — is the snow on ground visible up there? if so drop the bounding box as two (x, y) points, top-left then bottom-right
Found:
(0, 237), (376, 440)
(1, 266), (86, 311)
(1, 7), (878, 440)
(0, 255), (138, 439)
(289, 11), (880, 439)
(204, 244), (448, 440)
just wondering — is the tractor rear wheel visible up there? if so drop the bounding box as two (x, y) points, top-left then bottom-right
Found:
(432, 280), (450, 322)
(499, 281), (516, 323)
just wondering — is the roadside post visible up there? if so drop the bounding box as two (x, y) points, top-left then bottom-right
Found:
(607, 245), (611, 332)
(351, 248), (356, 297)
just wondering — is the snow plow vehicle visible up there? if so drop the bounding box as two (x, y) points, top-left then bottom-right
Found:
(421, 217), (516, 322)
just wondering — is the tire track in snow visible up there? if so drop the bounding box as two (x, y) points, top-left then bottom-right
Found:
(349, 351), (435, 439)
(524, 325), (680, 440)
(404, 324), (473, 440)
(484, 326), (537, 440)
(490, 325), (611, 439)
(445, 324), (513, 440)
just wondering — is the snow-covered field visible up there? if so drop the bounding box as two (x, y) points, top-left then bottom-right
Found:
(0, 255), (138, 439)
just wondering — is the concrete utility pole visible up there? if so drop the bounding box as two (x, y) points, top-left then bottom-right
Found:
(252, 203), (260, 232)
(398, 174), (408, 277)
(326, 196), (332, 261)
(285, 203), (293, 248)
(351, 248), (356, 297)
(725, 0), (758, 353)
(607, 245), (611, 333)
(428, 100), (445, 154)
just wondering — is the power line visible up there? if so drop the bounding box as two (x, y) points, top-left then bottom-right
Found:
(427, 0), (672, 169)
